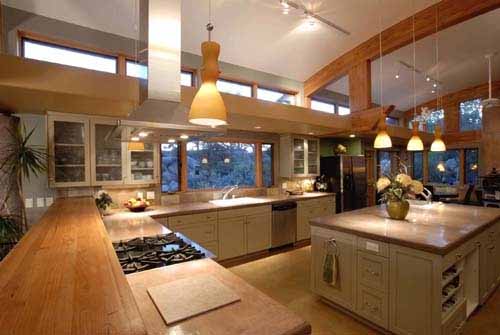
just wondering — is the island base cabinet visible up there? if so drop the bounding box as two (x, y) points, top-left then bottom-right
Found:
(311, 227), (357, 311)
(389, 245), (442, 335)
(357, 285), (388, 329)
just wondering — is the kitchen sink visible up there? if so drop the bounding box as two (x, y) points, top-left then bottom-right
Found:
(209, 197), (269, 207)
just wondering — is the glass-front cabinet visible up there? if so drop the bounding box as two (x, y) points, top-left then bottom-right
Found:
(48, 114), (90, 187)
(90, 119), (127, 186)
(280, 135), (320, 178)
(48, 113), (159, 187)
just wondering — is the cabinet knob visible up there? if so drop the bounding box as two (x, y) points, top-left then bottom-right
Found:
(456, 254), (463, 260)
(366, 269), (380, 277)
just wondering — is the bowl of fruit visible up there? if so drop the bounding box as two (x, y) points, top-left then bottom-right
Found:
(124, 198), (150, 212)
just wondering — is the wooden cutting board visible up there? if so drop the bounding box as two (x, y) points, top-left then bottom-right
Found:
(147, 274), (241, 325)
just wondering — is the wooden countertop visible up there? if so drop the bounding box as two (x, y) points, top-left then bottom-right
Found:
(108, 192), (335, 219)
(127, 259), (311, 335)
(310, 202), (500, 255)
(0, 197), (147, 335)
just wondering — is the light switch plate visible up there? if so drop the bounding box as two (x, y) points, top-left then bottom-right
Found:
(25, 198), (33, 208)
(45, 197), (54, 207)
(137, 192), (144, 199)
(146, 191), (155, 200)
(36, 197), (45, 208)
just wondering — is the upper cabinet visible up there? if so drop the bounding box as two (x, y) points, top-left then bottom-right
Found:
(280, 135), (320, 178)
(48, 112), (159, 188)
(48, 114), (91, 187)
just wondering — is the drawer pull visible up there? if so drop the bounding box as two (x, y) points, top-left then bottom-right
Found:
(456, 254), (463, 260)
(487, 245), (495, 251)
(365, 269), (380, 277)
(476, 241), (481, 247)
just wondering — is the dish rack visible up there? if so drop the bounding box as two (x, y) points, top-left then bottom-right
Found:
(441, 259), (465, 320)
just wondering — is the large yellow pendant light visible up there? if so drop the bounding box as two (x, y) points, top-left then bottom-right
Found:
(407, 121), (424, 151)
(373, 1), (392, 149)
(406, 6), (423, 152)
(189, 1), (227, 127)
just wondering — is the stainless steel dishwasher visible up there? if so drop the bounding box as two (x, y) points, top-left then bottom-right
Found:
(271, 202), (297, 248)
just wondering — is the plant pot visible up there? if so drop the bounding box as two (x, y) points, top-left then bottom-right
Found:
(386, 200), (410, 220)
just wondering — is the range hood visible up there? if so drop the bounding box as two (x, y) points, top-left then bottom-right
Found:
(127, 0), (185, 124)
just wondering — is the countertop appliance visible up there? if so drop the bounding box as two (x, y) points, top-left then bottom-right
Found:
(271, 202), (297, 248)
(113, 233), (207, 274)
(320, 155), (367, 213)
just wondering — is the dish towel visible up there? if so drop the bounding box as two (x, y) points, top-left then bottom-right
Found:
(323, 240), (338, 286)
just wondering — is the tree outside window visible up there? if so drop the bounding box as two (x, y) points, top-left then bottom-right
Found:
(428, 150), (460, 185)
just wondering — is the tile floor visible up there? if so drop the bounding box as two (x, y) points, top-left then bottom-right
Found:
(230, 246), (500, 335)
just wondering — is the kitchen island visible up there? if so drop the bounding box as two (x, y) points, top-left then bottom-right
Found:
(309, 202), (500, 335)
(0, 197), (311, 335)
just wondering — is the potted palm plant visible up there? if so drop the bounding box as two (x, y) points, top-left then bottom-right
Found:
(0, 119), (47, 256)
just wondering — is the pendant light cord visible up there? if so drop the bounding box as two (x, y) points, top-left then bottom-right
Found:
(435, 1), (440, 112)
(379, 0), (383, 108)
(207, 0), (214, 41)
(412, 0), (417, 122)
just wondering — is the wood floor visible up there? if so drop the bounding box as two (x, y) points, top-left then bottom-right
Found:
(229, 246), (500, 335)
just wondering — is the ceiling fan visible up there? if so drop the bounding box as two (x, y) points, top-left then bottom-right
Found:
(482, 53), (500, 109)
(279, 0), (350, 35)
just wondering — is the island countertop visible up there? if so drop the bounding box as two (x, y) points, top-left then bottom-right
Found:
(310, 202), (500, 255)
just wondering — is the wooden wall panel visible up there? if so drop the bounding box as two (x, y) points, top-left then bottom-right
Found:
(348, 60), (372, 113)
(304, 0), (500, 97)
(480, 105), (500, 175)
(0, 4), (4, 54)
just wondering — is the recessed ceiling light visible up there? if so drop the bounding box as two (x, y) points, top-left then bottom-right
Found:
(254, 126), (262, 129)
(426, 76), (431, 82)
(308, 132), (314, 135)
(349, 134), (356, 138)
(168, 138), (176, 143)
(395, 74), (400, 79)
(138, 131), (148, 138)
(180, 134), (189, 139)
(131, 136), (140, 142)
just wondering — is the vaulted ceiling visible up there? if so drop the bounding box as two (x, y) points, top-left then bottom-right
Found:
(4, 0), (435, 81)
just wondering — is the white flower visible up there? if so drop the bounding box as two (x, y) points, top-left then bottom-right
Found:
(376, 177), (391, 192)
(395, 174), (412, 187)
(410, 180), (424, 194)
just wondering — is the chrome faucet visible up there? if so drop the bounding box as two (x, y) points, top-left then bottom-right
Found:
(222, 185), (239, 200)
(421, 187), (433, 204)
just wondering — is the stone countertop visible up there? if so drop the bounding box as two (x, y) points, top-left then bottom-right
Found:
(127, 259), (311, 335)
(310, 202), (500, 255)
(107, 192), (334, 220)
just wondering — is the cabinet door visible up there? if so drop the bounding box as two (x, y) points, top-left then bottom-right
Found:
(128, 142), (158, 184)
(297, 205), (315, 241)
(292, 138), (305, 175)
(495, 225), (500, 284)
(48, 115), (90, 187)
(91, 121), (126, 186)
(306, 139), (319, 175)
(246, 212), (271, 254)
(311, 231), (357, 310)
(218, 216), (246, 260)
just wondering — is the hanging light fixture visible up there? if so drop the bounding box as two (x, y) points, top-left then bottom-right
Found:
(482, 53), (500, 109)
(430, 4), (446, 152)
(374, 0), (392, 149)
(189, 0), (228, 127)
(406, 5), (423, 151)
(430, 126), (446, 151)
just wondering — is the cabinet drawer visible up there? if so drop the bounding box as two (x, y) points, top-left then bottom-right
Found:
(357, 284), (388, 328)
(169, 212), (217, 226)
(297, 199), (321, 209)
(357, 237), (389, 258)
(218, 205), (271, 219)
(442, 300), (466, 335)
(358, 251), (389, 292)
(169, 221), (217, 243)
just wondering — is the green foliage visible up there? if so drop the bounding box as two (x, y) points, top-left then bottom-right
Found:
(0, 215), (21, 243)
(95, 191), (113, 210)
(378, 179), (408, 203)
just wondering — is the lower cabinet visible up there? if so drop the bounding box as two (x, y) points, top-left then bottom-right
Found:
(218, 205), (272, 261)
(479, 223), (499, 303)
(310, 227), (357, 311)
(297, 196), (335, 241)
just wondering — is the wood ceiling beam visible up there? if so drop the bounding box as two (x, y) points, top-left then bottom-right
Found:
(304, 0), (500, 97)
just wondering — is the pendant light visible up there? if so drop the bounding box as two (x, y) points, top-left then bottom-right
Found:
(430, 4), (446, 152)
(407, 4), (423, 151)
(373, 0), (392, 149)
(407, 121), (424, 151)
(189, 0), (228, 127)
(482, 53), (500, 109)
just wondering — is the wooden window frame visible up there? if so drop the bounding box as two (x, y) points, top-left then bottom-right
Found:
(163, 138), (276, 193)
(181, 67), (197, 87)
(261, 143), (275, 187)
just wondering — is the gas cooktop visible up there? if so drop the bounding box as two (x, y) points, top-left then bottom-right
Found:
(112, 233), (205, 274)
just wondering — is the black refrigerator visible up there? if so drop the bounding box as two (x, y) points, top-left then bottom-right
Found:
(320, 155), (367, 213)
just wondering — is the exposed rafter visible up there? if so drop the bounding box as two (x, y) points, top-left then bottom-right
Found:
(304, 0), (500, 98)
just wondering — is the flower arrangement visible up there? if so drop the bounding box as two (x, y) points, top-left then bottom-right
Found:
(376, 173), (424, 220)
(95, 190), (113, 212)
(334, 144), (347, 155)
